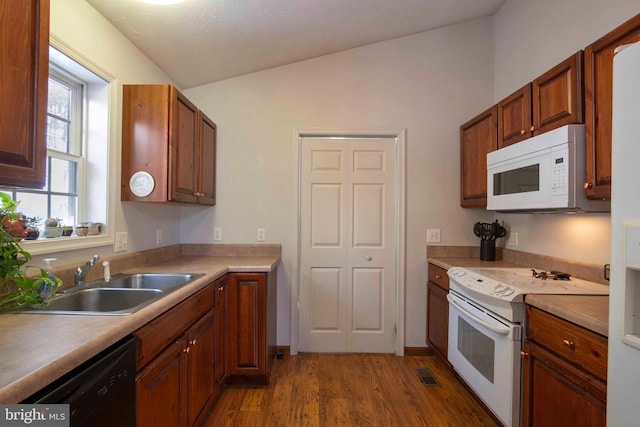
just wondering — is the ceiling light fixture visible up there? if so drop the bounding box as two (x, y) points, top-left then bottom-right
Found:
(139, 0), (184, 5)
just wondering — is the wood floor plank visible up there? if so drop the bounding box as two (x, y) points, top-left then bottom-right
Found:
(202, 353), (499, 427)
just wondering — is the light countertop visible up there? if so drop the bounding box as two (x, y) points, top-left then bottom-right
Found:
(0, 255), (279, 403)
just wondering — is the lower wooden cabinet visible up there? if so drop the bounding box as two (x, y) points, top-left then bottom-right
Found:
(134, 269), (277, 424)
(226, 271), (277, 385)
(135, 285), (216, 427)
(522, 306), (607, 427)
(426, 264), (449, 363)
(186, 312), (215, 426)
(213, 276), (228, 395)
(136, 337), (186, 427)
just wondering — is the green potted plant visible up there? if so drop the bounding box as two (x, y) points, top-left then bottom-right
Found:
(0, 192), (61, 311)
(25, 216), (42, 240)
(0, 193), (27, 241)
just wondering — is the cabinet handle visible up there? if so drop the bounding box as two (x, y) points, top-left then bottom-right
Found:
(520, 129), (525, 135)
(530, 125), (535, 131)
(190, 339), (197, 346)
(520, 351), (529, 358)
(562, 339), (575, 349)
(583, 182), (593, 189)
(183, 347), (190, 354)
(435, 274), (443, 280)
(366, 256), (373, 261)
(218, 286), (224, 291)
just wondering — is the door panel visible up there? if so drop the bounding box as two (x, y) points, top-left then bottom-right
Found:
(311, 184), (342, 247)
(352, 268), (383, 330)
(300, 137), (396, 353)
(353, 184), (384, 247)
(310, 267), (342, 330)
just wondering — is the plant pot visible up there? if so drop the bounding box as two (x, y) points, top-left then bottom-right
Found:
(61, 226), (73, 237)
(2, 216), (28, 240)
(43, 227), (62, 238)
(24, 228), (40, 240)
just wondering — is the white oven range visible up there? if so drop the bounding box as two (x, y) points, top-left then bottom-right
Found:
(446, 267), (609, 427)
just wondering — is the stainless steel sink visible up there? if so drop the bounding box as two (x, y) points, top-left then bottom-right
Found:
(100, 273), (201, 292)
(23, 288), (163, 315)
(16, 272), (204, 315)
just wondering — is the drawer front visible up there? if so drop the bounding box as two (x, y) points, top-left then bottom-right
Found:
(428, 264), (449, 290)
(135, 284), (214, 370)
(526, 305), (607, 381)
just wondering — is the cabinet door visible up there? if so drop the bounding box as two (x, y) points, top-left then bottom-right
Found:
(136, 338), (188, 427)
(198, 113), (217, 205)
(497, 83), (532, 148)
(187, 311), (215, 426)
(460, 106), (497, 208)
(532, 51), (583, 135)
(214, 277), (228, 388)
(426, 281), (448, 362)
(227, 273), (265, 374)
(0, 0), (49, 188)
(121, 84), (172, 202)
(170, 88), (199, 203)
(522, 341), (606, 427)
(585, 13), (640, 200)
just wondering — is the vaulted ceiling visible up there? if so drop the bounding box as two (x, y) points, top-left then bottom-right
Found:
(87, 0), (505, 89)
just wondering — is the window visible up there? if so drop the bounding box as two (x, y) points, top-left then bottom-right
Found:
(6, 69), (84, 226)
(1, 44), (112, 254)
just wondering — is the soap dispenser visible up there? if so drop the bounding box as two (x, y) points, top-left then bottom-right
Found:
(41, 258), (57, 299)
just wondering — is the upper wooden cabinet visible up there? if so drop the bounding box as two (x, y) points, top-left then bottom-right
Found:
(585, 13), (640, 200)
(497, 83), (532, 148)
(121, 85), (217, 205)
(460, 106), (497, 208)
(532, 51), (584, 136)
(0, 0), (49, 188)
(497, 52), (584, 149)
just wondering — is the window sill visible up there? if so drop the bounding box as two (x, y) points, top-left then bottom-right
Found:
(20, 234), (113, 256)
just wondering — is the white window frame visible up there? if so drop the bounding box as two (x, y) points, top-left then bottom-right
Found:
(18, 36), (116, 255)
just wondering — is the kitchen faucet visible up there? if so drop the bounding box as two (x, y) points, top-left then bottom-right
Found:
(74, 255), (100, 286)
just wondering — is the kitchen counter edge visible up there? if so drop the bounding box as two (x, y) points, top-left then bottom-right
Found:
(0, 255), (279, 403)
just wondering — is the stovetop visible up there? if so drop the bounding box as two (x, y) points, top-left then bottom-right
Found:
(447, 266), (609, 322)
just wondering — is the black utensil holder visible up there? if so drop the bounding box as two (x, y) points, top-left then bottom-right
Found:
(480, 239), (496, 261)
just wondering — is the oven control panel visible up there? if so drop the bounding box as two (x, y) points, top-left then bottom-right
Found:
(448, 267), (520, 300)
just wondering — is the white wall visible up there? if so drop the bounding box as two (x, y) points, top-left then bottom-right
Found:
(183, 19), (496, 347)
(492, 0), (640, 265)
(31, 0), (183, 267)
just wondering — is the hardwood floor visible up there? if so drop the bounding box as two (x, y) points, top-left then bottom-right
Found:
(201, 353), (499, 426)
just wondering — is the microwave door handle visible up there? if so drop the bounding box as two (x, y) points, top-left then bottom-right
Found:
(447, 294), (510, 336)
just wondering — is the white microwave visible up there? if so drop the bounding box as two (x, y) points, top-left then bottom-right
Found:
(486, 124), (610, 212)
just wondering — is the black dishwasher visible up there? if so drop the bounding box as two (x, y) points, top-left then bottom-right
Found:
(24, 335), (136, 427)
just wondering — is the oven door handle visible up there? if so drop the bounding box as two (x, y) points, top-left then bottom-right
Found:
(447, 294), (510, 336)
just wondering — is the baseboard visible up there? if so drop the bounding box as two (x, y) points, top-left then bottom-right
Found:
(404, 347), (434, 356)
(275, 346), (290, 358)
(274, 346), (433, 357)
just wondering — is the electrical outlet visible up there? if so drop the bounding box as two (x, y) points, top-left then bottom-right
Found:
(213, 227), (222, 241)
(258, 228), (265, 242)
(156, 229), (163, 245)
(426, 228), (441, 243)
(115, 232), (128, 252)
(508, 232), (519, 247)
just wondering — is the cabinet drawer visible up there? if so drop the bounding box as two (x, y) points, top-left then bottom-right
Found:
(135, 284), (214, 370)
(526, 305), (607, 381)
(428, 264), (449, 290)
